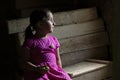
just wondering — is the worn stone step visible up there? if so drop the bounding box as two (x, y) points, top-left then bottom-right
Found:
(54, 7), (98, 25)
(63, 59), (112, 80)
(7, 7), (98, 34)
(18, 7), (98, 25)
(61, 46), (109, 67)
(16, 19), (105, 45)
(60, 32), (109, 54)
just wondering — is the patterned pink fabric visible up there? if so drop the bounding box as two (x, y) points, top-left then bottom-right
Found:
(22, 35), (71, 80)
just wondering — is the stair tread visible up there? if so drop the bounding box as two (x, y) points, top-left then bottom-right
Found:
(64, 59), (111, 77)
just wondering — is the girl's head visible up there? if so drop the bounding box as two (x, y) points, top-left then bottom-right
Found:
(25, 9), (55, 39)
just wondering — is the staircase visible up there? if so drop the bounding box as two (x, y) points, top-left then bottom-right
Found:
(7, 7), (112, 80)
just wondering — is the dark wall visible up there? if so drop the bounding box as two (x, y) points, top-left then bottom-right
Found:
(97, 0), (114, 60)
(0, 0), (17, 80)
(113, 0), (120, 80)
(0, 0), (16, 19)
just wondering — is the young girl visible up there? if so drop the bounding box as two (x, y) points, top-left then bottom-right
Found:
(20, 9), (72, 80)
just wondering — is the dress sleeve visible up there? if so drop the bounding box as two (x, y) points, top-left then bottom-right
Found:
(53, 36), (60, 48)
(22, 39), (33, 50)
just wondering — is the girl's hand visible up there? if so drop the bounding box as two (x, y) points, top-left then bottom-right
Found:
(35, 66), (50, 76)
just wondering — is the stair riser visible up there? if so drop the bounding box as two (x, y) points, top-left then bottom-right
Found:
(61, 46), (108, 67)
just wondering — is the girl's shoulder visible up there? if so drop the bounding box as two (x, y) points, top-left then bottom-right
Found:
(48, 35), (60, 48)
(22, 38), (34, 49)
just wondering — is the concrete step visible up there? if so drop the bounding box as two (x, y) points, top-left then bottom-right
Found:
(63, 59), (112, 80)
(17, 7), (98, 25)
(16, 19), (105, 46)
(8, 7), (98, 34)
(61, 46), (109, 67)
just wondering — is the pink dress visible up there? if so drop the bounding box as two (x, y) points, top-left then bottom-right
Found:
(22, 35), (72, 80)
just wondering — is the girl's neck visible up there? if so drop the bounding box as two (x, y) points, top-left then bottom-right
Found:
(34, 32), (48, 39)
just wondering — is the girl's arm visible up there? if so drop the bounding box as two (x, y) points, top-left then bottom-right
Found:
(19, 47), (49, 74)
(19, 47), (38, 72)
(56, 48), (62, 68)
